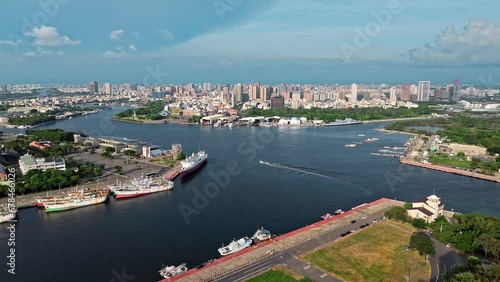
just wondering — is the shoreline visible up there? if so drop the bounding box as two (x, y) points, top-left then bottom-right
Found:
(400, 158), (500, 183)
(361, 116), (434, 124)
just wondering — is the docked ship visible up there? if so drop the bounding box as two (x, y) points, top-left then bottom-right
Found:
(44, 190), (108, 212)
(335, 209), (344, 215)
(159, 263), (188, 279)
(180, 150), (208, 177)
(324, 118), (362, 127)
(218, 237), (252, 256)
(112, 181), (174, 199)
(321, 213), (332, 220)
(0, 205), (16, 223)
(251, 227), (272, 242)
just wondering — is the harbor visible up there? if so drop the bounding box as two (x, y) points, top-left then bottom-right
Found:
(162, 198), (403, 282)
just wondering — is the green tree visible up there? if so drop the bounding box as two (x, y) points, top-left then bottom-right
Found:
(123, 149), (136, 158)
(447, 271), (480, 282)
(403, 202), (413, 210)
(411, 218), (427, 229)
(409, 233), (436, 263)
(384, 207), (409, 222)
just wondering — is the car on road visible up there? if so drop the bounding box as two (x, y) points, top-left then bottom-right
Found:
(351, 220), (356, 224)
(350, 229), (357, 233)
(360, 223), (369, 228)
(361, 215), (367, 219)
(340, 233), (347, 237)
(372, 219), (378, 223)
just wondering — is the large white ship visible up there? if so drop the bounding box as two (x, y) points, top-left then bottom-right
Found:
(180, 150), (208, 176)
(218, 237), (252, 256)
(44, 191), (108, 212)
(324, 118), (362, 127)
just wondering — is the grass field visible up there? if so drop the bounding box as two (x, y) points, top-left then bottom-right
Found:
(247, 266), (313, 282)
(304, 220), (431, 282)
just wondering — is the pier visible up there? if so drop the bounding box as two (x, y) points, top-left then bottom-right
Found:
(164, 163), (181, 180)
(400, 158), (500, 183)
(163, 198), (403, 282)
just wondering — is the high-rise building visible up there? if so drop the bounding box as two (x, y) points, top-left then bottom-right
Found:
(449, 84), (460, 101)
(351, 83), (358, 102)
(104, 83), (112, 95)
(1, 85), (7, 93)
(249, 84), (260, 100)
(418, 81), (430, 102)
(88, 81), (99, 94)
(410, 84), (418, 96)
(233, 83), (243, 103)
(260, 86), (271, 102)
(389, 87), (397, 105)
(401, 84), (411, 102)
(271, 95), (284, 109)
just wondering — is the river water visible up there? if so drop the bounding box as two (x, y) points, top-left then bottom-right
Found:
(1, 107), (498, 282)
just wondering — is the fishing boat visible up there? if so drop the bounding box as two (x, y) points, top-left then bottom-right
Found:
(321, 213), (332, 220)
(251, 227), (272, 242)
(218, 237), (252, 256)
(44, 191), (108, 212)
(159, 263), (188, 279)
(335, 209), (344, 215)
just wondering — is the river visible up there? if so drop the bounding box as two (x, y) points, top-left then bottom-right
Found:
(1, 107), (498, 282)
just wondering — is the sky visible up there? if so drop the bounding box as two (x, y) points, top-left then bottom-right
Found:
(0, 0), (499, 85)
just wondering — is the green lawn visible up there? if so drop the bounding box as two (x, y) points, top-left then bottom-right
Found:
(429, 156), (472, 169)
(304, 220), (431, 282)
(247, 267), (312, 282)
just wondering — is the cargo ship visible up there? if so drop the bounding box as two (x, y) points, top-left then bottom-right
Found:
(44, 190), (108, 212)
(180, 150), (208, 177)
(218, 237), (252, 256)
(251, 227), (272, 242)
(324, 118), (362, 127)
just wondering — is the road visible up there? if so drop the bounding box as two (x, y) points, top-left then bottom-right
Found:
(430, 237), (467, 282)
(214, 212), (386, 282)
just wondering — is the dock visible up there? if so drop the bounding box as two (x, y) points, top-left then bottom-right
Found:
(164, 163), (181, 181)
(400, 158), (500, 183)
(163, 198), (403, 282)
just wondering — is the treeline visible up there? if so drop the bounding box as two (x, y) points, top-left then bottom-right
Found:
(115, 101), (164, 120)
(8, 113), (56, 126)
(0, 161), (105, 196)
(243, 104), (437, 123)
(26, 129), (76, 142)
(385, 116), (500, 155)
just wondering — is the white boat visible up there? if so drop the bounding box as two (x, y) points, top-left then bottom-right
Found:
(345, 144), (356, 147)
(321, 213), (332, 220)
(159, 263), (188, 279)
(44, 192), (108, 212)
(218, 237), (252, 256)
(251, 227), (272, 241)
(111, 180), (174, 199)
(0, 205), (16, 223)
(335, 209), (344, 215)
(358, 134), (365, 137)
(180, 150), (208, 176)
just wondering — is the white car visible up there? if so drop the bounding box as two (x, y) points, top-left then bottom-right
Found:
(350, 229), (357, 233)
(372, 219), (378, 223)
(361, 215), (367, 219)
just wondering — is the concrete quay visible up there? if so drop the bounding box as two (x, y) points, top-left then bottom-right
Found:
(401, 158), (500, 183)
(165, 198), (403, 282)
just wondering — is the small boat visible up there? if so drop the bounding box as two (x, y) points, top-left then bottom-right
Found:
(251, 227), (272, 242)
(335, 209), (344, 215)
(354, 142), (363, 145)
(345, 144), (356, 147)
(358, 134), (365, 137)
(321, 213), (332, 220)
(364, 138), (376, 142)
(218, 237), (252, 256)
(159, 263), (188, 279)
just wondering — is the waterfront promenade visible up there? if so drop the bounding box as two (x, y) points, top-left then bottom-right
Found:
(165, 198), (403, 282)
(401, 158), (500, 183)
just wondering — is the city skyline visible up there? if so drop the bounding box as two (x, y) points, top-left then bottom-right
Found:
(0, 1), (499, 84)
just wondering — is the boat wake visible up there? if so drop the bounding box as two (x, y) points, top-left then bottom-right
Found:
(259, 161), (352, 185)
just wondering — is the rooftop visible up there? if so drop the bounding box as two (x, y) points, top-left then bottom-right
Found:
(408, 207), (434, 217)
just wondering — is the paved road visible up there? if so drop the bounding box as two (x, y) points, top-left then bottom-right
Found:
(214, 212), (385, 282)
(430, 237), (467, 282)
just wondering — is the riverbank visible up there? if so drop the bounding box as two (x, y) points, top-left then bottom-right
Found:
(400, 158), (500, 183)
(362, 116), (434, 124)
(111, 117), (167, 124)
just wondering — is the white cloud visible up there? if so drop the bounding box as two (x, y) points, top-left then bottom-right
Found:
(36, 47), (53, 56)
(22, 52), (36, 57)
(103, 45), (137, 58)
(57, 50), (64, 56)
(0, 40), (22, 46)
(132, 31), (140, 37)
(110, 29), (124, 40)
(157, 29), (174, 40)
(408, 20), (500, 65)
(24, 26), (81, 46)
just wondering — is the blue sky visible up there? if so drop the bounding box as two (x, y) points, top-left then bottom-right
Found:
(0, 0), (499, 85)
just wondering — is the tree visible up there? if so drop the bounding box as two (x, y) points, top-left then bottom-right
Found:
(384, 207), (409, 222)
(409, 233), (436, 263)
(403, 202), (413, 210)
(411, 218), (427, 229)
(474, 234), (497, 259)
(177, 152), (186, 160)
(447, 271), (480, 282)
(115, 166), (122, 174)
(124, 149), (136, 159)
